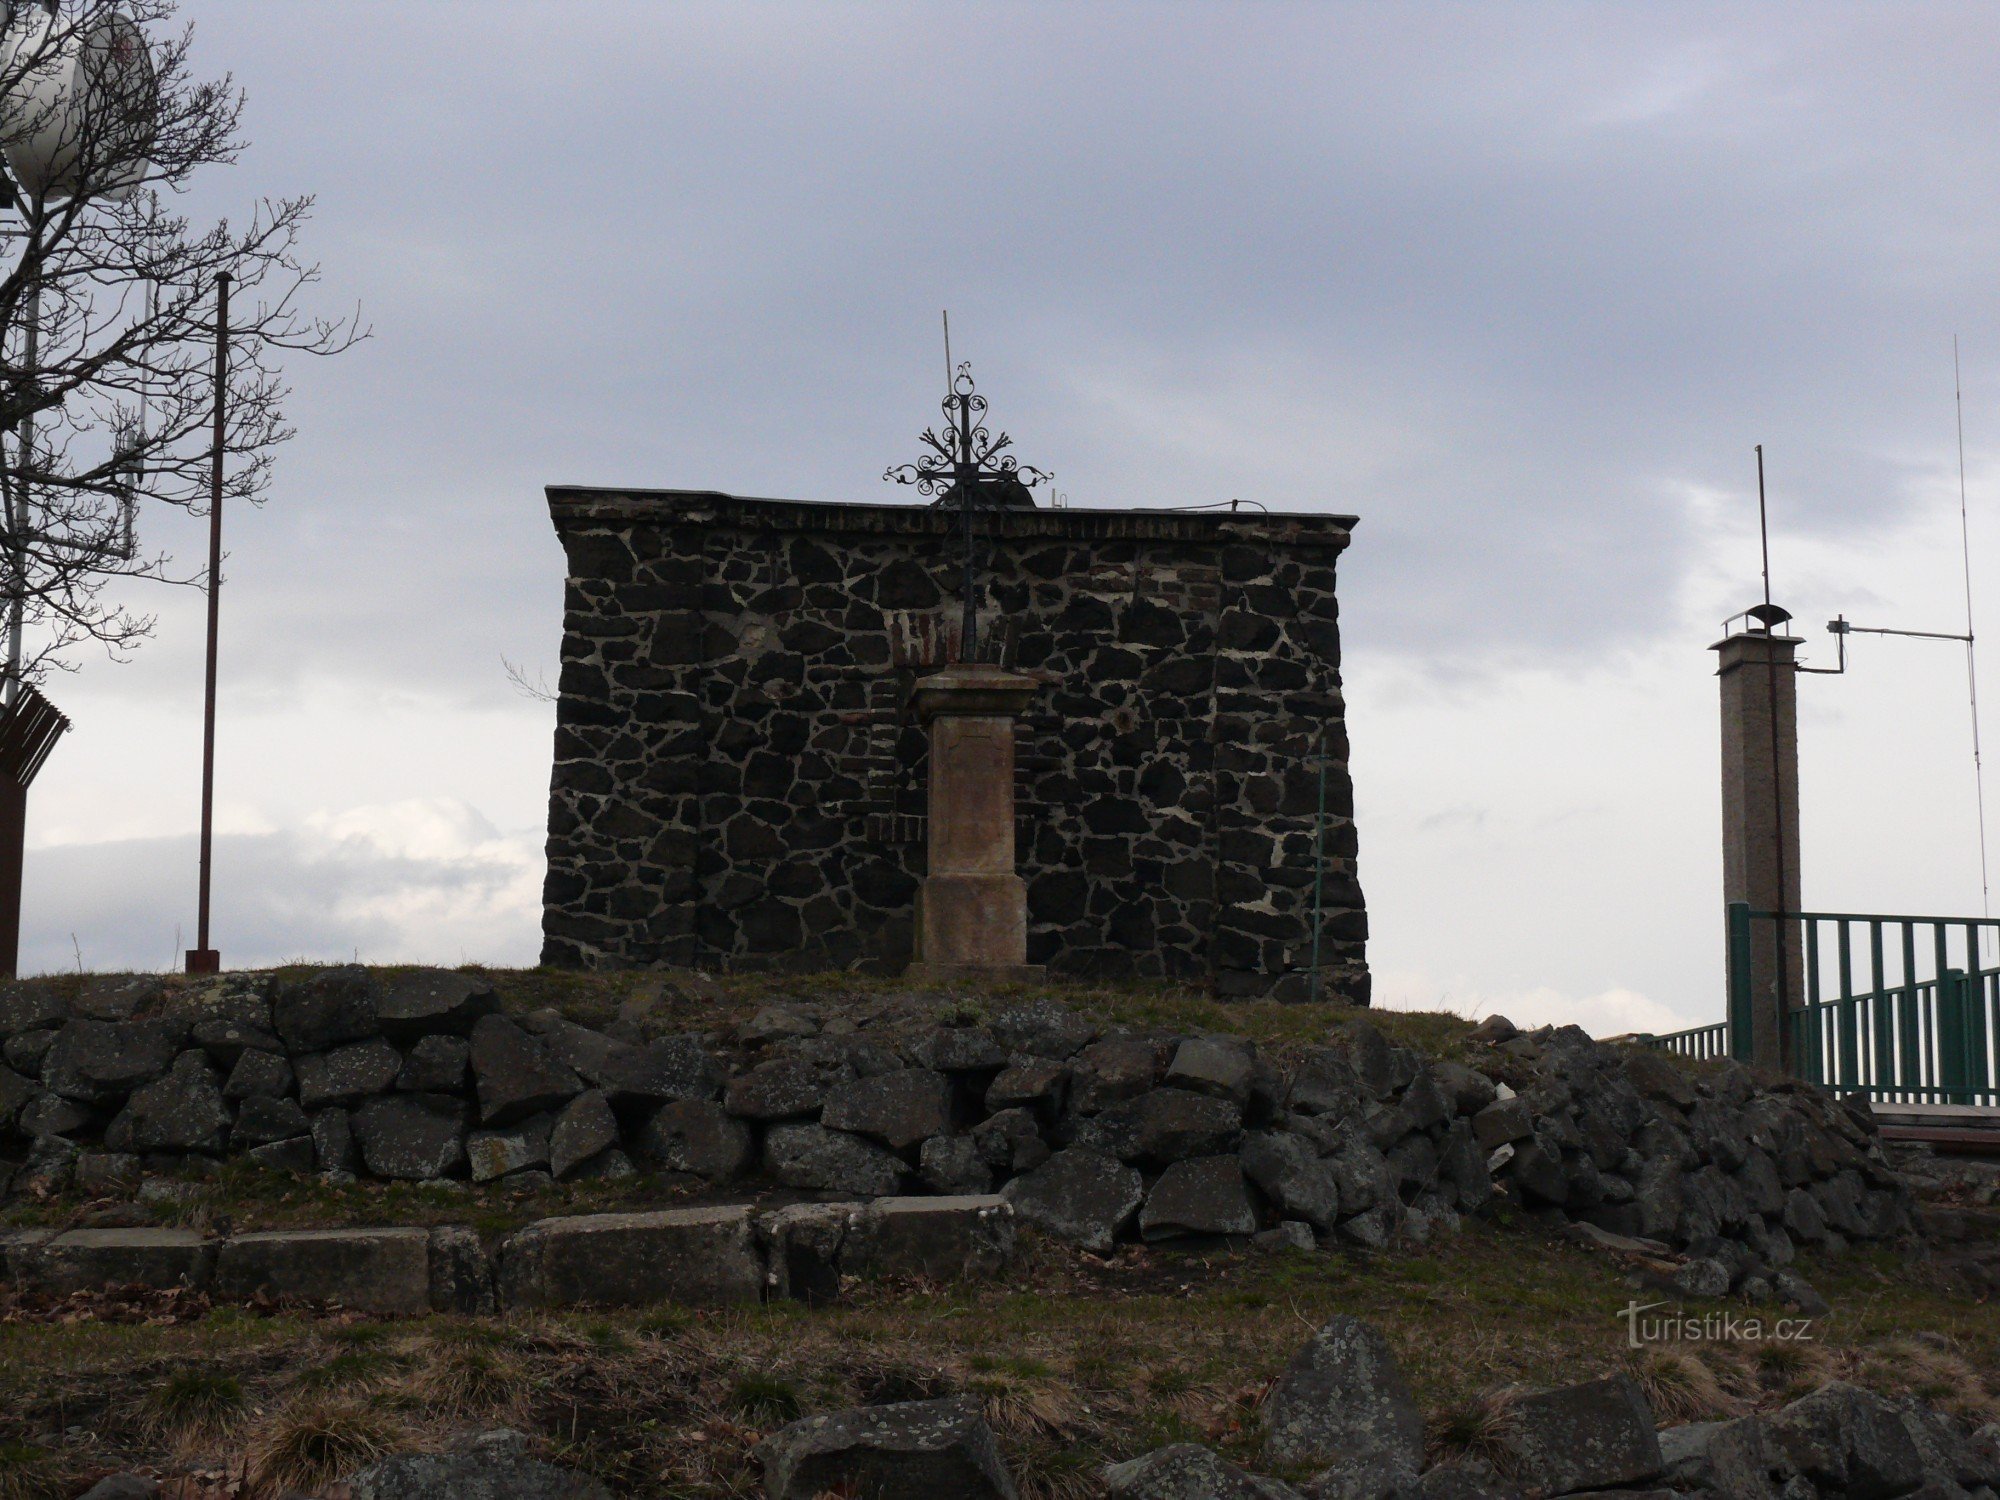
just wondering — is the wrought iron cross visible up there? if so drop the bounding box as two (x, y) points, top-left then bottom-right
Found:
(884, 363), (1050, 662)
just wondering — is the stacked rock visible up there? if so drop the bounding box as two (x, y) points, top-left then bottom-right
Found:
(0, 974), (1912, 1291)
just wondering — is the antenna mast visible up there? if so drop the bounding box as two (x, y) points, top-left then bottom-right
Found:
(1955, 337), (1992, 927)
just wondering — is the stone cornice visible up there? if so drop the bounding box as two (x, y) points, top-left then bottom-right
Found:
(546, 486), (1357, 550)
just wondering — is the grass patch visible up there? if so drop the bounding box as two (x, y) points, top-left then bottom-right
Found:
(0, 1441), (60, 1500)
(728, 1373), (803, 1426)
(142, 1367), (249, 1449)
(249, 1398), (407, 1494)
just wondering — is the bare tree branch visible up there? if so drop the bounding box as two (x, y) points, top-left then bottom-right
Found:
(0, 0), (364, 684)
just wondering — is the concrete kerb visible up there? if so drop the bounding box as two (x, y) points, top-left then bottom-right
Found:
(1, 1196), (1020, 1314)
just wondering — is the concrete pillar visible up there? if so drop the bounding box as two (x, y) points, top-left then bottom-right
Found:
(1713, 625), (1804, 1069)
(905, 663), (1045, 982)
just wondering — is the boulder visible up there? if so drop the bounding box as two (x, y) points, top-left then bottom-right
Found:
(635, 1099), (754, 1181)
(989, 999), (1093, 1059)
(77, 1478), (159, 1500)
(985, 1058), (1070, 1116)
(756, 1396), (1018, 1500)
(1286, 1048), (1365, 1118)
(1089, 1089), (1244, 1165)
(499, 1206), (763, 1309)
(1165, 1037), (1257, 1106)
(594, 1035), (724, 1106)
(373, 969), (499, 1040)
(272, 966), (381, 1052)
(1001, 1147), (1143, 1253)
(348, 1429), (611, 1499)
(549, 1090), (620, 1180)
(973, 1107), (1050, 1175)
(470, 1015), (583, 1124)
(296, 1037), (403, 1109)
(1241, 1131), (1342, 1232)
(911, 1026), (1008, 1072)
(725, 1056), (826, 1120)
(764, 1122), (907, 1195)
(1262, 1315), (1424, 1499)
(397, 1034), (471, 1093)
(351, 1094), (468, 1180)
(0, 1062), (34, 1130)
(1765, 1382), (1925, 1499)
(919, 1134), (992, 1195)
(1495, 1374), (1662, 1497)
(42, 1019), (183, 1103)
(104, 1053), (229, 1154)
(1657, 1417), (1787, 1497)
(0, 984), (64, 1038)
(1471, 1096), (1533, 1151)
(3, 1028), (54, 1074)
(822, 1068), (953, 1151)
(1073, 1034), (1167, 1111)
(1104, 1443), (1303, 1498)
(19, 1089), (92, 1139)
(467, 1115), (553, 1182)
(1140, 1155), (1258, 1240)
(222, 1048), (294, 1102)
(231, 1094), (311, 1148)
(311, 1105), (357, 1173)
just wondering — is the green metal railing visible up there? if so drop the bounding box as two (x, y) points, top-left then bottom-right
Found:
(1649, 904), (2000, 1104)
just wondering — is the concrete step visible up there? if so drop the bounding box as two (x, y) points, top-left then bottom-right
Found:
(0, 1195), (1018, 1318)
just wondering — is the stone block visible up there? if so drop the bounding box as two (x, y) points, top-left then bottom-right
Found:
(215, 1227), (433, 1314)
(756, 1395), (1018, 1500)
(764, 1121), (905, 1195)
(1496, 1374), (1663, 1497)
(635, 1099), (752, 1181)
(1001, 1147), (1142, 1253)
(1262, 1315), (1425, 1495)
(33, 1228), (215, 1294)
(499, 1206), (764, 1309)
(1140, 1155), (1258, 1240)
(841, 1195), (1017, 1282)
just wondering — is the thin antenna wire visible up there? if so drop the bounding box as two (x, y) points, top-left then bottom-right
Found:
(942, 310), (952, 393)
(1756, 443), (1795, 1067)
(1954, 337), (1993, 934)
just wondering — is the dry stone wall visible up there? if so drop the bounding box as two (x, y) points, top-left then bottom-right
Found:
(542, 488), (1366, 1002)
(0, 970), (1912, 1303)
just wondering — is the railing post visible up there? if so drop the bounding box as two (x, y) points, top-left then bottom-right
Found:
(1939, 967), (1972, 1104)
(1727, 901), (1754, 1063)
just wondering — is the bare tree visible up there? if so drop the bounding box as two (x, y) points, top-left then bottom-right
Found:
(0, 0), (361, 690)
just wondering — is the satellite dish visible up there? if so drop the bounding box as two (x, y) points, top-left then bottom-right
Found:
(0, 3), (156, 203)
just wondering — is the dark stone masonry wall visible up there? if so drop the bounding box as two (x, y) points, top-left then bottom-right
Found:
(542, 488), (1367, 1002)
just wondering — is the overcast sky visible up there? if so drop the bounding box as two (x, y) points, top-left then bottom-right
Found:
(19, 2), (2000, 1036)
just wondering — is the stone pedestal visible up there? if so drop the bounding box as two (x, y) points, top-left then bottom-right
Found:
(905, 664), (1044, 983)
(1713, 626), (1804, 1070)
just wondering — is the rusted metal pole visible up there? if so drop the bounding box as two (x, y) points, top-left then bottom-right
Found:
(187, 272), (226, 976)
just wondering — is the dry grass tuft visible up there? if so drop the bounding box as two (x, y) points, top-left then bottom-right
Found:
(411, 1340), (531, 1420)
(0, 1441), (61, 1500)
(1841, 1338), (1998, 1425)
(1005, 1441), (1102, 1500)
(249, 1398), (407, 1494)
(1626, 1346), (1741, 1426)
(726, 1373), (803, 1428)
(1425, 1385), (1524, 1471)
(142, 1367), (251, 1451)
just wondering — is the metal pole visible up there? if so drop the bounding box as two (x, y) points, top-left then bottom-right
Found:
(7, 281), (39, 708)
(958, 389), (977, 662)
(1309, 724), (1328, 1002)
(1757, 444), (1795, 1069)
(188, 272), (226, 975)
